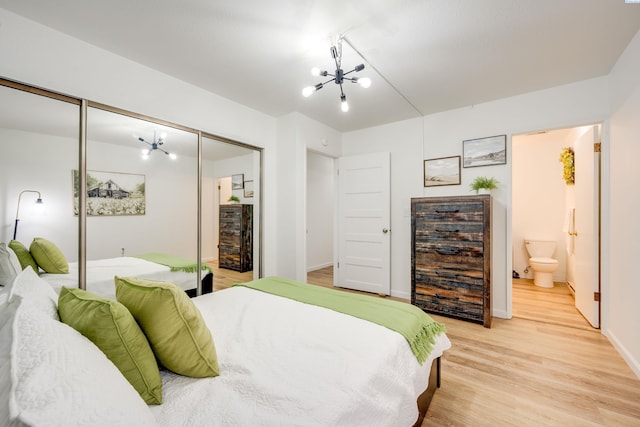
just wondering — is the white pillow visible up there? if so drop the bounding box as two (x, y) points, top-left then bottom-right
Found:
(5, 296), (158, 427)
(0, 243), (21, 287)
(7, 266), (59, 320)
(0, 294), (15, 427)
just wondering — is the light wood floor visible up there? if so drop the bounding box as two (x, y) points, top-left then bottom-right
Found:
(205, 261), (253, 290)
(306, 267), (640, 426)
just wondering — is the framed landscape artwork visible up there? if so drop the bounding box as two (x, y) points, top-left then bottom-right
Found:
(463, 135), (507, 167)
(72, 170), (146, 216)
(424, 156), (461, 187)
(232, 173), (244, 190)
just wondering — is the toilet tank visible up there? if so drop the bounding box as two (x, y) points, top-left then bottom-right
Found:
(524, 239), (556, 258)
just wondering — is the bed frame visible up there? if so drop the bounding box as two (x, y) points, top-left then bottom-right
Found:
(413, 357), (441, 427)
(184, 272), (214, 298)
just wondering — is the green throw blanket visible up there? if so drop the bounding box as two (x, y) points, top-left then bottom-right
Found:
(133, 253), (212, 274)
(234, 276), (446, 365)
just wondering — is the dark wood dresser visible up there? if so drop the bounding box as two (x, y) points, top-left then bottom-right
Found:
(219, 204), (253, 272)
(411, 195), (491, 327)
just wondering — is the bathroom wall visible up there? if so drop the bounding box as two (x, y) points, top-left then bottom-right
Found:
(512, 129), (573, 283)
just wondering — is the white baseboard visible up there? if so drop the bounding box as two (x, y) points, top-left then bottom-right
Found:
(492, 309), (509, 319)
(606, 329), (640, 379)
(391, 289), (410, 300)
(307, 262), (332, 272)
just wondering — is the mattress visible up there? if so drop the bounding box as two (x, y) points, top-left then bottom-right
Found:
(150, 286), (451, 427)
(40, 256), (199, 299)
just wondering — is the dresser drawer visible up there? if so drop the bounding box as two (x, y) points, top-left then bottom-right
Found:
(413, 201), (484, 223)
(413, 294), (484, 323)
(414, 221), (484, 243)
(414, 241), (484, 268)
(414, 268), (483, 296)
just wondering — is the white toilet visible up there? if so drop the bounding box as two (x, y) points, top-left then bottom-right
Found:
(524, 239), (559, 288)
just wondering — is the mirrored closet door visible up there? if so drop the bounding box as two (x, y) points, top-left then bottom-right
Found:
(0, 81), (80, 267)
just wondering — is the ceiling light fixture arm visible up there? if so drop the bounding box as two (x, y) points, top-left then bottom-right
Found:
(301, 37), (371, 111)
(137, 131), (177, 160)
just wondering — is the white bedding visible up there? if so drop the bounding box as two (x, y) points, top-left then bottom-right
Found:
(40, 256), (199, 299)
(150, 286), (451, 427)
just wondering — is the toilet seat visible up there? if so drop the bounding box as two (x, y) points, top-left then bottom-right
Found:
(530, 257), (558, 265)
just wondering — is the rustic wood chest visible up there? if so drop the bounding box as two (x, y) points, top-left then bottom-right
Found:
(411, 195), (491, 327)
(219, 204), (253, 272)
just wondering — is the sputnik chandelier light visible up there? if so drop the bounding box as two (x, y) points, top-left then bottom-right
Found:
(302, 37), (371, 112)
(138, 130), (177, 160)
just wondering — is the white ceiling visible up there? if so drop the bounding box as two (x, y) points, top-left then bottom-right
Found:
(1, 0), (640, 132)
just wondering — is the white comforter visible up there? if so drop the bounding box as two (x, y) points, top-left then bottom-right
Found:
(150, 286), (451, 427)
(40, 257), (198, 299)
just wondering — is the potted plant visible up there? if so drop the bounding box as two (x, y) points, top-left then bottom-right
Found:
(228, 195), (240, 203)
(470, 176), (498, 194)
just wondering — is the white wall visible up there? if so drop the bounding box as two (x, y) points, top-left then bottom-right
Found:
(1, 129), (79, 258)
(276, 112), (342, 282)
(608, 30), (640, 378)
(0, 8), (279, 275)
(306, 151), (334, 271)
(512, 130), (572, 283)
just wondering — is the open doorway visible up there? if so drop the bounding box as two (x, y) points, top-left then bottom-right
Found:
(305, 150), (335, 286)
(511, 125), (600, 330)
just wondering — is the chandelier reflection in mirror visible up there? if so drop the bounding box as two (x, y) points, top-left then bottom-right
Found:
(138, 130), (177, 160)
(302, 37), (371, 112)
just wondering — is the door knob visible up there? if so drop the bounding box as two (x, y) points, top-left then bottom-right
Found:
(382, 228), (389, 234)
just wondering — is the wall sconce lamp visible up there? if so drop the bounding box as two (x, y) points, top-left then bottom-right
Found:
(13, 190), (44, 240)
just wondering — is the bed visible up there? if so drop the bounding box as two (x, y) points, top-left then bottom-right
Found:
(0, 264), (451, 427)
(40, 255), (213, 299)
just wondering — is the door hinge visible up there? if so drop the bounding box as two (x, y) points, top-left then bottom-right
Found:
(594, 143), (601, 153)
(594, 292), (600, 302)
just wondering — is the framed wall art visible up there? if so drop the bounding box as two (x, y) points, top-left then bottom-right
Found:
(72, 170), (146, 216)
(232, 173), (244, 190)
(463, 135), (507, 168)
(243, 180), (254, 198)
(424, 156), (461, 187)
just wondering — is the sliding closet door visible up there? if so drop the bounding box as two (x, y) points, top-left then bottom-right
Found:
(0, 82), (80, 262)
(202, 134), (262, 288)
(84, 106), (199, 293)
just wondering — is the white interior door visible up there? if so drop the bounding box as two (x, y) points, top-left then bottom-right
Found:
(573, 125), (600, 328)
(336, 152), (391, 295)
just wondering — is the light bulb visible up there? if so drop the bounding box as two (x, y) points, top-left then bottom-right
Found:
(169, 153), (177, 160)
(302, 86), (315, 97)
(160, 132), (167, 139)
(358, 77), (372, 88)
(341, 95), (349, 112)
(311, 67), (320, 76)
(141, 149), (149, 155)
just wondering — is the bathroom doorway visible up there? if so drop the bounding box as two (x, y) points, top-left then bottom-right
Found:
(511, 125), (600, 330)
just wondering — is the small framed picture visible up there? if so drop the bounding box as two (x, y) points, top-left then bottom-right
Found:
(463, 135), (507, 168)
(231, 174), (244, 190)
(424, 156), (461, 187)
(244, 180), (254, 198)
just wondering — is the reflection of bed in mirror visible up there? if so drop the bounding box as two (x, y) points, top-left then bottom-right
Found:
(40, 255), (213, 299)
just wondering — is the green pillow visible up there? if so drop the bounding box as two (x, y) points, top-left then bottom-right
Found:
(29, 237), (68, 274)
(8, 240), (38, 272)
(115, 276), (219, 378)
(58, 287), (163, 405)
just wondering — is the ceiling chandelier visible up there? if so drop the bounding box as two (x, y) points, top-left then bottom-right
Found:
(138, 131), (177, 160)
(302, 38), (371, 112)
